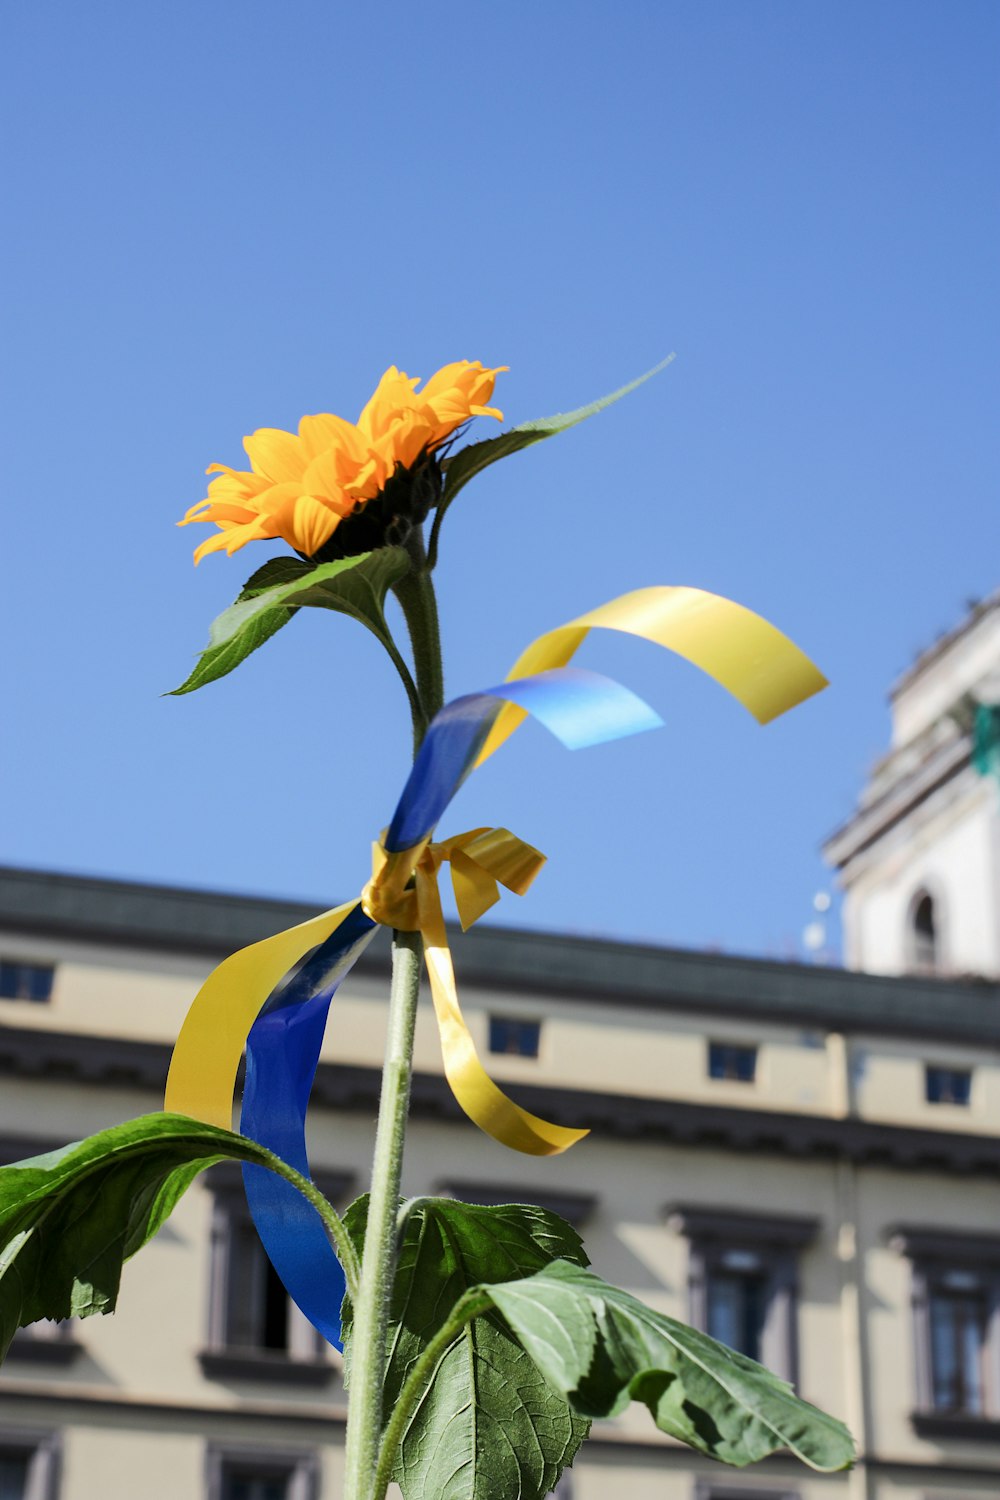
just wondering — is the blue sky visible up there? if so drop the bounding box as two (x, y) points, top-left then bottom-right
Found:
(3, 1), (997, 960)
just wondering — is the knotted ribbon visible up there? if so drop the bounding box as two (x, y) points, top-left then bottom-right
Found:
(362, 828), (586, 1155)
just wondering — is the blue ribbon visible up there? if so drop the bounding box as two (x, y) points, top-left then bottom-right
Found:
(239, 667), (662, 1347)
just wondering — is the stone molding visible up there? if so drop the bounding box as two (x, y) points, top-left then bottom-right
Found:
(3, 865), (1000, 1043)
(5, 1025), (1000, 1176)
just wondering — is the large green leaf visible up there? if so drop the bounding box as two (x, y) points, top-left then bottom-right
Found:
(485, 1260), (854, 1472)
(0, 1112), (284, 1360)
(427, 355), (675, 566)
(342, 1196), (591, 1500)
(170, 546), (411, 694)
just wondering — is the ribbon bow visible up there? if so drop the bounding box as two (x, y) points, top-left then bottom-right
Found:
(362, 826), (545, 931)
(362, 828), (585, 1156)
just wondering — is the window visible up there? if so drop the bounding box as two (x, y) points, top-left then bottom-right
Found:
(889, 1225), (1000, 1430)
(667, 1206), (818, 1384)
(695, 1487), (800, 1500)
(7, 1319), (79, 1366)
(929, 1275), (988, 1413)
(907, 890), (940, 975)
(201, 1164), (351, 1383)
(488, 1016), (541, 1058)
(926, 1067), (972, 1106)
(222, 1470), (288, 1500)
(0, 1432), (60, 1500)
(705, 1250), (769, 1363)
(708, 1041), (757, 1083)
(207, 1449), (317, 1500)
(0, 1454), (29, 1500)
(0, 963), (53, 1004)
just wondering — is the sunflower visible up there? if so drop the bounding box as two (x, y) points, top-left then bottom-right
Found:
(179, 361), (505, 564)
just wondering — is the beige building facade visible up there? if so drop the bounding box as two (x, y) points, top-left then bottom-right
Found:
(1, 861), (1000, 1500)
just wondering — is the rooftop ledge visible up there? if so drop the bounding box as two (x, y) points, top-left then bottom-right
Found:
(1, 864), (998, 1045)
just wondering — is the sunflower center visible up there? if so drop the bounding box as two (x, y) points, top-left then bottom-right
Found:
(306, 449), (445, 564)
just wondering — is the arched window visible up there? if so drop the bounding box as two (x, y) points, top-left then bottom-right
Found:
(908, 890), (940, 975)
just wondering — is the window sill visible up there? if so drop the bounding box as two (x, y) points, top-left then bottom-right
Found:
(6, 1337), (82, 1367)
(199, 1348), (334, 1386)
(911, 1410), (1000, 1441)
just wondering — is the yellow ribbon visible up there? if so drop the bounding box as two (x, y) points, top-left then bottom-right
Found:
(477, 584), (828, 765)
(362, 827), (588, 1156)
(164, 900), (361, 1130)
(166, 585), (826, 1155)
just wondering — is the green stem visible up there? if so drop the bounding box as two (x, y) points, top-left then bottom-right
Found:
(393, 530), (445, 730)
(253, 1144), (361, 1301)
(380, 627), (428, 760)
(372, 1288), (492, 1500)
(342, 930), (423, 1500)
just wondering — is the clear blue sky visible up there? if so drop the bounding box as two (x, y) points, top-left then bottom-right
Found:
(3, 1), (997, 960)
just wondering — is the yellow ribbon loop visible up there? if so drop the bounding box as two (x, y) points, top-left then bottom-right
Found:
(364, 828), (586, 1156)
(477, 584), (829, 765)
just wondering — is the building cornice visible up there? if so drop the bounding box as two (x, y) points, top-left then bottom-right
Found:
(822, 738), (971, 871)
(3, 866), (1000, 1044)
(889, 588), (1000, 701)
(4, 1025), (1000, 1177)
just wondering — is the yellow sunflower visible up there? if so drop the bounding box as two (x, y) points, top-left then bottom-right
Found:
(179, 361), (505, 564)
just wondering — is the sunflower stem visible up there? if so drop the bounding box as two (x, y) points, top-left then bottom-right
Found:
(393, 530), (445, 734)
(344, 528), (443, 1500)
(342, 929), (423, 1500)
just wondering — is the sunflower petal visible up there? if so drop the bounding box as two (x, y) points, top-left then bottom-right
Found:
(243, 427), (309, 484)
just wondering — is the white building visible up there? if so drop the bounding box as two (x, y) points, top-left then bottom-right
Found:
(825, 591), (1000, 979)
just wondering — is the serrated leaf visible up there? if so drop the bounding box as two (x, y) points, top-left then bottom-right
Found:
(170, 546), (411, 694)
(0, 1112), (283, 1360)
(485, 1260), (854, 1472)
(427, 356), (675, 566)
(342, 1196), (591, 1500)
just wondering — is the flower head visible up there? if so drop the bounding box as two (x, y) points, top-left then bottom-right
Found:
(179, 361), (505, 564)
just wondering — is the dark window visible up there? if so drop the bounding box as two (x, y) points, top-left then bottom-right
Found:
(708, 1042), (757, 1083)
(223, 1214), (292, 1353)
(889, 1225), (1000, 1426)
(201, 1165), (351, 1382)
(909, 891), (939, 974)
(0, 1434), (60, 1500)
(698, 1488), (800, 1500)
(0, 963), (53, 1003)
(668, 1207), (818, 1386)
(208, 1450), (317, 1500)
(699, 1490), (800, 1500)
(0, 1454), (29, 1500)
(489, 1017), (541, 1058)
(214, 1205), (319, 1359)
(926, 1067), (972, 1106)
(929, 1276), (988, 1414)
(221, 1469), (289, 1500)
(706, 1251), (769, 1363)
(8, 1319), (79, 1366)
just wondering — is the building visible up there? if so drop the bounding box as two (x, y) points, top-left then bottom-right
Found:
(2, 863), (1000, 1500)
(825, 589), (1000, 980)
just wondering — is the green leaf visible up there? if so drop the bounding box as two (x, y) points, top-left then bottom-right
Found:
(342, 1196), (591, 1500)
(484, 1260), (855, 1472)
(0, 1112), (283, 1360)
(235, 556), (318, 599)
(170, 546), (411, 695)
(427, 355), (675, 567)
